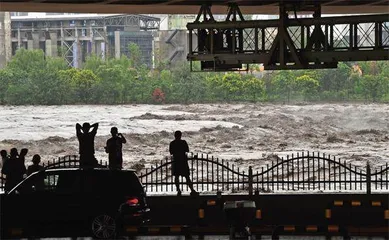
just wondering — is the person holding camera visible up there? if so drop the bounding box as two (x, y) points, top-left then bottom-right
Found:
(105, 127), (127, 170)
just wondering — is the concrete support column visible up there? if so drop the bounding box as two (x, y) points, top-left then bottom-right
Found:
(103, 25), (108, 59)
(4, 12), (11, 63)
(0, 12), (6, 68)
(49, 31), (58, 57)
(77, 40), (82, 68)
(73, 41), (78, 67)
(17, 28), (22, 49)
(73, 40), (83, 68)
(60, 25), (64, 52)
(95, 40), (101, 56)
(0, 12), (11, 68)
(90, 25), (95, 56)
(32, 32), (40, 49)
(0, 17), (5, 69)
(45, 39), (53, 57)
(114, 30), (121, 59)
(73, 27), (82, 68)
(27, 40), (34, 50)
(101, 42), (106, 60)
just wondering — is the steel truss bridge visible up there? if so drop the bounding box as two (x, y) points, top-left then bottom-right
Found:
(187, 4), (389, 71)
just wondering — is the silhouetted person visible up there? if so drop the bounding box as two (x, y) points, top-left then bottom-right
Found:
(1, 148), (26, 193)
(76, 122), (99, 168)
(169, 131), (197, 196)
(1, 150), (8, 191)
(105, 127), (127, 170)
(1, 149), (8, 166)
(27, 154), (44, 176)
(19, 148), (28, 171)
(27, 154), (45, 190)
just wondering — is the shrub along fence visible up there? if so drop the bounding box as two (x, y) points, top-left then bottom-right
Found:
(0, 152), (388, 194)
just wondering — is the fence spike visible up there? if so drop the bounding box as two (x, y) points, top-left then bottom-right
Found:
(381, 163), (389, 189)
(227, 161), (230, 191)
(366, 162), (371, 194)
(238, 167), (241, 191)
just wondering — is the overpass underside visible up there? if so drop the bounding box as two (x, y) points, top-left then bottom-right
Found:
(187, 4), (389, 71)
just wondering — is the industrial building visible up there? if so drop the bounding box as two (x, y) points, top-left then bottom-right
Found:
(5, 13), (160, 68)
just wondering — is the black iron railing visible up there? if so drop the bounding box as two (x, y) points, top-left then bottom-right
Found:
(1, 152), (388, 194)
(139, 152), (389, 195)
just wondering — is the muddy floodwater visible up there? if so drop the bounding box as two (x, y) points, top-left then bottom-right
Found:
(0, 104), (388, 170)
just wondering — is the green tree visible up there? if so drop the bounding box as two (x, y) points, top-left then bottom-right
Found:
(272, 70), (295, 103)
(84, 54), (105, 72)
(295, 75), (319, 101)
(95, 65), (126, 104)
(0, 69), (14, 104)
(361, 74), (387, 102)
(128, 42), (143, 68)
(58, 68), (78, 103)
(317, 63), (350, 100)
(243, 75), (264, 102)
(169, 62), (207, 103)
(7, 48), (46, 74)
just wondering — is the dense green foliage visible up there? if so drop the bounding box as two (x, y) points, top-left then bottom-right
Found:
(0, 47), (388, 105)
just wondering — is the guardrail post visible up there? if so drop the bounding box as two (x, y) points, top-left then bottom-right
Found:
(249, 166), (253, 196)
(366, 162), (371, 195)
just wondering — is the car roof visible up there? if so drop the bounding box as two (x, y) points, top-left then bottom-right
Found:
(44, 168), (137, 173)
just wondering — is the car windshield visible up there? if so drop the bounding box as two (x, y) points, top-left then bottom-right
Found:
(9, 170), (81, 194)
(9, 171), (45, 194)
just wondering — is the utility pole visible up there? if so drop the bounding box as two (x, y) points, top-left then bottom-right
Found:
(0, 12), (11, 69)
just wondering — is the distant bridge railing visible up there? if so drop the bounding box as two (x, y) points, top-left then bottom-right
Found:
(139, 152), (389, 195)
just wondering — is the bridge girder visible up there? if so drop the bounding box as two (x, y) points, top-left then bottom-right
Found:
(1, 1), (389, 14)
(187, 4), (389, 71)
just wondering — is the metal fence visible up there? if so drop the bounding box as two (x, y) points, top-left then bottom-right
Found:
(1, 152), (388, 194)
(139, 152), (389, 195)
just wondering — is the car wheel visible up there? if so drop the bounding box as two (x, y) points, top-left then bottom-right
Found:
(91, 214), (116, 239)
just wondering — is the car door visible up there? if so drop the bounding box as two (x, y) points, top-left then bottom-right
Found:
(80, 170), (124, 217)
(41, 170), (83, 236)
(1, 171), (49, 238)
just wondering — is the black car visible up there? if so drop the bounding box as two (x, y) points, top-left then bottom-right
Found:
(0, 168), (150, 239)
